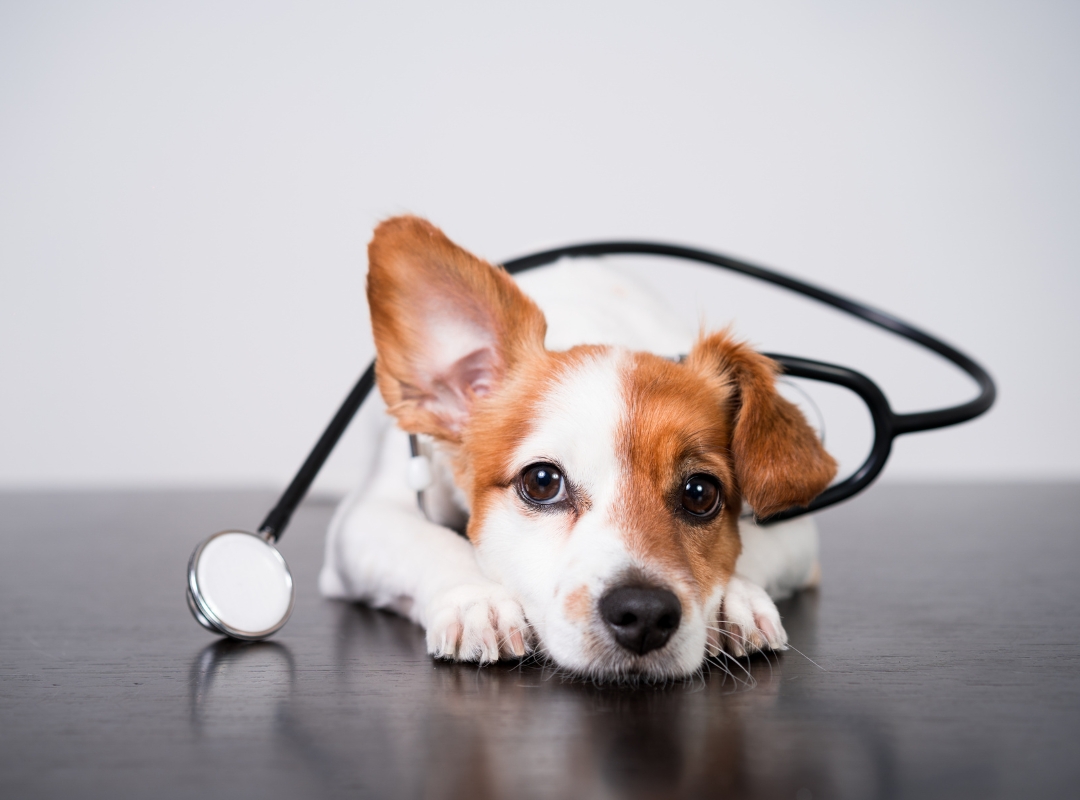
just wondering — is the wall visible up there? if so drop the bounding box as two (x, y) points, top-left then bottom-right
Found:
(1, 1), (1077, 494)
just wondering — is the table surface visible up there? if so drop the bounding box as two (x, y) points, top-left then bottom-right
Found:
(1, 484), (1078, 800)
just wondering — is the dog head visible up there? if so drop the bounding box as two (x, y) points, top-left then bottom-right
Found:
(367, 216), (836, 680)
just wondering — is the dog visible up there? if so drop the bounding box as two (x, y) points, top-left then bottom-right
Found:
(319, 216), (836, 682)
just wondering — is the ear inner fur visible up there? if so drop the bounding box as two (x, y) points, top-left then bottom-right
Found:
(366, 215), (547, 442)
(686, 331), (838, 518)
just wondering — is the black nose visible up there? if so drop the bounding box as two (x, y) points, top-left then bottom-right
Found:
(599, 585), (682, 655)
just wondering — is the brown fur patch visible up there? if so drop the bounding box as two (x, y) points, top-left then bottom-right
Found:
(563, 585), (593, 623)
(614, 352), (743, 601)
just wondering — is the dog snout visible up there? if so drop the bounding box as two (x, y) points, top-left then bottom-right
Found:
(599, 585), (682, 655)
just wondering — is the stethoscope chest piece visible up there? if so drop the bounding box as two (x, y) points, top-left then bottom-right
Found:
(187, 530), (294, 641)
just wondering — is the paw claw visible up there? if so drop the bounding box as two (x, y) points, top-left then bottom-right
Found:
(481, 629), (500, 663)
(509, 630), (526, 657)
(706, 627), (722, 658)
(434, 621), (463, 659)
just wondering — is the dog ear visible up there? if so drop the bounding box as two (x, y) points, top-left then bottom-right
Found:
(687, 330), (837, 518)
(366, 216), (547, 442)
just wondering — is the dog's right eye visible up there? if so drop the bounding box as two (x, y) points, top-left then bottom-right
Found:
(681, 474), (722, 519)
(520, 463), (565, 505)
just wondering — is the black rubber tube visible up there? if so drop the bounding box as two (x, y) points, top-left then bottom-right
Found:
(258, 363), (376, 541)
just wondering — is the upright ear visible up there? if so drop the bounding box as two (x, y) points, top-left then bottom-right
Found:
(366, 216), (547, 442)
(687, 331), (838, 518)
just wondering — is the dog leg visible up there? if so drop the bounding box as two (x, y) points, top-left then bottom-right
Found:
(320, 426), (529, 663)
(734, 515), (821, 601)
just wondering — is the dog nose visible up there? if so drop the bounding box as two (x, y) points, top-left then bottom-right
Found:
(599, 585), (682, 655)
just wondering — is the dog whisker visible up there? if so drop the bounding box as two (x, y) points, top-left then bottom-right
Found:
(782, 641), (827, 671)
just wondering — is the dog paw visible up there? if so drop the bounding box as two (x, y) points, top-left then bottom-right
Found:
(710, 575), (788, 658)
(425, 583), (531, 663)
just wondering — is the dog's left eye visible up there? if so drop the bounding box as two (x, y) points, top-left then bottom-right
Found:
(520, 463), (565, 505)
(681, 474), (722, 519)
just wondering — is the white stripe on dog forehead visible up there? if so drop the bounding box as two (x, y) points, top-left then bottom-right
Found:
(510, 349), (628, 506)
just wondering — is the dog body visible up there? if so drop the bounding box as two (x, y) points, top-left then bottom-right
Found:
(320, 218), (834, 681)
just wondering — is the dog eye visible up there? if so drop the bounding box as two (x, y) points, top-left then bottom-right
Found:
(520, 463), (565, 505)
(681, 474), (722, 518)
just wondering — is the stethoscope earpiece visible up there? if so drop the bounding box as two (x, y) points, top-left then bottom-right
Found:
(406, 434), (434, 492)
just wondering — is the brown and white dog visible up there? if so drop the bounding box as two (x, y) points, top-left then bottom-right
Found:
(319, 216), (836, 682)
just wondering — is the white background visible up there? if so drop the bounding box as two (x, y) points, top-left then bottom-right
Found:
(2, 1), (1077, 494)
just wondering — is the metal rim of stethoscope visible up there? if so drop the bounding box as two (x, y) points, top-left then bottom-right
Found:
(187, 529), (296, 640)
(187, 239), (996, 640)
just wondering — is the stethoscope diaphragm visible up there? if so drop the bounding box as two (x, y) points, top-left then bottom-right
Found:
(187, 530), (294, 641)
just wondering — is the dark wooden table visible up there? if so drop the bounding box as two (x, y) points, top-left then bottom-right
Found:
(2, 484), (1078, 799)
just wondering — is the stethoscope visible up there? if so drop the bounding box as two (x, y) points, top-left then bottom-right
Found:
(187, 241), (997, 641)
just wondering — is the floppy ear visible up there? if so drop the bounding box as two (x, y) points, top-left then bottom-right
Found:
(687, 331), (838, 518)
(366, 215), (547, 442)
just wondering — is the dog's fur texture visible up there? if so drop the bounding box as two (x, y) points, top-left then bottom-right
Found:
(320, 217), (836, 682)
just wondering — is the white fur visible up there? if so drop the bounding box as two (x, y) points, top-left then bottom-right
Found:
(735, 515), (820, 601)
(515, 259), (694, 356)
(321, 261), (820, 678)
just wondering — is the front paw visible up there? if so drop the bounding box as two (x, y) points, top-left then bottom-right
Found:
(425, 584), (531, 664)
(710, 575), (788, 658)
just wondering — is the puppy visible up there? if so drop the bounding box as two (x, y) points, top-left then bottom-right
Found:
(319, 216), (836, 682)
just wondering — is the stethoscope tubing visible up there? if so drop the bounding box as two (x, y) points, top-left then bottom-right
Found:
(257, 241), (996, 539)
